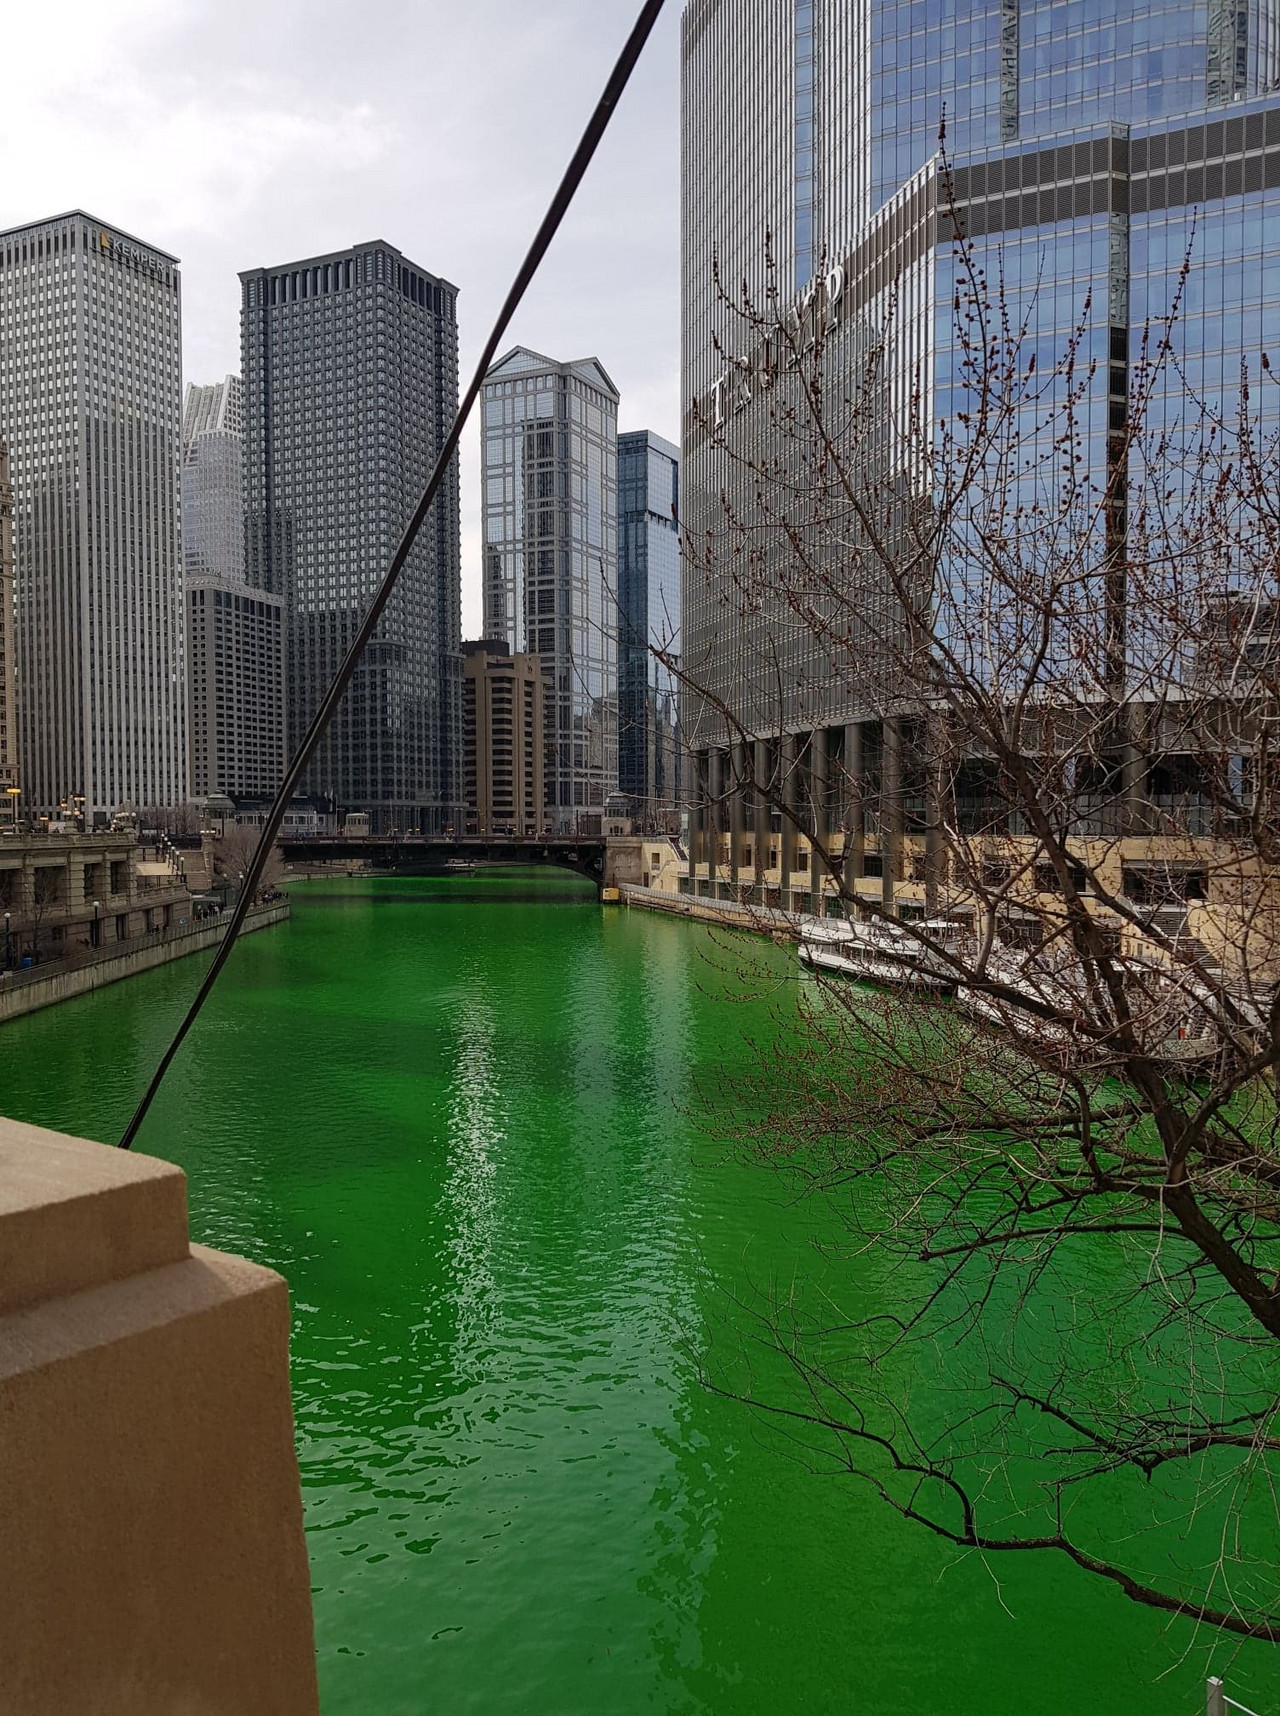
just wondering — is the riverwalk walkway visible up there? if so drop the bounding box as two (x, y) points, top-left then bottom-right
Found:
(617, 882), (802, 936)
(0, 902), (290, 1026)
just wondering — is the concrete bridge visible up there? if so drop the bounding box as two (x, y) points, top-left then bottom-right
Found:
(278, 834), (609, 890)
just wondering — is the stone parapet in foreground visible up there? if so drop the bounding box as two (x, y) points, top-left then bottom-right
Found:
(0, 1116), (319, 1715)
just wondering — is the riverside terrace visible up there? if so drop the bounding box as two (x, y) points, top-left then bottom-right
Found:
(279, 832), (609, 892)
(0, 830), (191, 967)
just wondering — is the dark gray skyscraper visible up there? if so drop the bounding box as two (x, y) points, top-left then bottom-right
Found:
(240, 240), (461, 833)
(617, 430), (680, 824)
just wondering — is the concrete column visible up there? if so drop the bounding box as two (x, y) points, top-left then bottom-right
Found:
(708, 748), (725, 898)
(68, 849), (86, 918)
(843, 720), (864, 907)
(809, 727), (829, 916)
(689, 750), (706, 871)
(780, 732), (799, 911)
(729, 738), (747, 894)
(1121, 706), (1147, 836)
(883, 717), (902, 916)
(924, 717), (945, 917)
(0, 1118), (319, 1716)
(753, 736), (770, 894)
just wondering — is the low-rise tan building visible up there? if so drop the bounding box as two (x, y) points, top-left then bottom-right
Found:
(0, 831), (191, 968)
(462, 639), (545, 836)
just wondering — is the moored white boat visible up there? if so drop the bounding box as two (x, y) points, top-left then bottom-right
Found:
(798, 916), (965, 991)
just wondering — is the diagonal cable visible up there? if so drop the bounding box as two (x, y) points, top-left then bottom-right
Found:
(120, 0), (668, 1148)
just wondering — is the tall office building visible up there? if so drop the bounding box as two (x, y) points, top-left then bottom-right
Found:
(186, 580), (284, 801)
(617, 430), (680, 824)
(682, 1), (1280, 884)
(481, 347), (619, 831)
(182, 374), (245, 583)
(182, 370), (284, 801)
(0, 213), (186, 819)
(0, 437), (15, 825)
(184, 373), (243, 439)
(461, 639), (546, 836)
(240, 241), (462, 833)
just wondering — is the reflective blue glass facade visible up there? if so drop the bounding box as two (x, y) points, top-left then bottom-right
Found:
(872, 1), (1280, 213)
(871, 0), (1005, 210)
(480, 348), (619, 831)
(683, 0), (1280, 750)
(617, 431), (681, 819)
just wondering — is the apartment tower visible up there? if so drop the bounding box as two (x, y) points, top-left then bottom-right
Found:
(461, 639), (546, 836)
(240, 241), (462, 833)
(0, 213), (186, 819)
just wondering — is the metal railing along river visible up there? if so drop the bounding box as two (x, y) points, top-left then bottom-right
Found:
(1207, 1679), (1265, 1716)
(0, 901), (288, 993)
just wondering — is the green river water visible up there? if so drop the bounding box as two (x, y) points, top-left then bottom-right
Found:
(2, 872), (1277, 1715)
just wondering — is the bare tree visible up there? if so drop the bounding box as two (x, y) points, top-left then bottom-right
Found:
(211, 824), (285, 902)
(27, 864), (62, 965)
(138, 802), (204, 837)
(675, 160), (1280, 1643)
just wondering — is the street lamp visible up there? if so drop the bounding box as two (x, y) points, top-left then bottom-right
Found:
(3, 911), (9, 970)
(92, 900), (100, 951)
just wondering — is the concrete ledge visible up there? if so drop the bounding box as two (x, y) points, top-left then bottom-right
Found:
(618, 882), (798, 933)
(0, 1119), (188, 1316)
(0, 1120), (318, 1715)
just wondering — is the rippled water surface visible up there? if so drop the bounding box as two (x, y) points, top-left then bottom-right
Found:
(3, 873), (1277, 1714)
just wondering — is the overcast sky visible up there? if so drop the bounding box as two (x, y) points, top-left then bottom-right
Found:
(2, 0), (680, 633)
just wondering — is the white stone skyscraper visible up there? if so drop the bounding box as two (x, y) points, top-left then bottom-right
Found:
(0, 212), (186, 819)
(184, 373), (243, 439)
(0, 437), (15, 825)
(182, 374), (245, 584)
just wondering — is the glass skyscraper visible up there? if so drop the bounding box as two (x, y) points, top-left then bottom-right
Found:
(617, 430), (681, 823)
(481, 347), (619, 831)
(682, 0), (1280, 897)
(240, 241), (462, 834)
